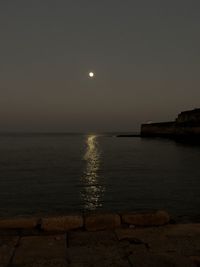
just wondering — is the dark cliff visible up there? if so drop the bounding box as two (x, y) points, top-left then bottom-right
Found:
(141, 109), (200, 138)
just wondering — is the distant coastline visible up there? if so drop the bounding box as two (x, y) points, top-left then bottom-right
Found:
(141, 108), (200, 139)
(116, 134), (140, 137)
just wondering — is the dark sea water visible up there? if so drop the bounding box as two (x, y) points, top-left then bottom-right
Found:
(0, 133), (200, 222)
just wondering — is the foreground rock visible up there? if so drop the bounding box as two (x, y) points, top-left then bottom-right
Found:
(190, 256), (200, 267)
(121, 210), (170, 226)
(67, 246), (130, 267)
(41, 215), (83, 231)
(0, 223), (200, 266)
(116, 224), (200, 257)
(13, 235), (68, 266)
(0, 217), (38, 229)
(68, 231), (118, 246)
(129, 252), (196, 267)
(0, 236), (19, 267)
(85, 213), (121, 231)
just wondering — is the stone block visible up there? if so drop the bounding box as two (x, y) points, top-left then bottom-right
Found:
(121, 210), (170, 226)
(41, 215), (83, 231)
(85, 213), (121, 231)
(0, 217), (38, 229)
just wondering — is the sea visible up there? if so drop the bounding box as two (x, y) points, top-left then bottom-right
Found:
(0, 133), (200, 222)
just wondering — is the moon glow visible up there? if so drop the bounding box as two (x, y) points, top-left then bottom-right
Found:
(89, 72), (94, 78)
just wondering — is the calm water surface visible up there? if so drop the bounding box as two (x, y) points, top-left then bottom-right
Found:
(0, 134), (200, 222)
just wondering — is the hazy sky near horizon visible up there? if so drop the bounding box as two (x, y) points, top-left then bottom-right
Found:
(0, 0), (200, 132)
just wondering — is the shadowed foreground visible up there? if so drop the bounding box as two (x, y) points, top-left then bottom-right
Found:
(1, 223), (200, 267)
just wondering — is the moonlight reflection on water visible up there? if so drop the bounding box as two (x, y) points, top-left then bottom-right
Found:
(81, 135), (104, 210)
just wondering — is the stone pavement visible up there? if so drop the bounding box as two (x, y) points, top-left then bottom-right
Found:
(0, 224), (200, 267)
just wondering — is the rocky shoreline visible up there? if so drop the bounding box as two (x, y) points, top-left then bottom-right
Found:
(141, 108), (200, 138)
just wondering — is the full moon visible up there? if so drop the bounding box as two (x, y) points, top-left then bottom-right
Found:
(89, 72), (94, 78)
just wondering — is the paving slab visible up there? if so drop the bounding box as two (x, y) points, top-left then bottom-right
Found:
(121, 210), (170, 226)
(123, 243), (148, 257)
(68, 230), (118, 247)
(189, 256), (200, 267)
(160, 224), (200, 256)
(0, 223), (199, 267)
(116, 225), (200, 256)
(85, 213), (121, 231)
(67, 246), (130, 267)
(129, 252), (196, 267)
(0, 236), (19, 267)
(10, 258), (68, 267)
(41, 215), (83, 231)
(115, 227), (167, 249)
(116, 227), (164, 241)
(165, 224), (200, 238)
(12, 234), (68, 265)
(68, 230), (130, 266)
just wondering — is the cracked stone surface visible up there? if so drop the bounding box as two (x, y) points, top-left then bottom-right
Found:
(1, 224), (200, 267)
(115, 224), (200, 256)
(68, 230), (118, 246)
(128, 252), (196, 267)
(12, 235), (68, 266)
(0, 236), (19, 267)
(12, 258), (69, 267)
(67, 230), (130, 267)
(67, 246), (130, 267)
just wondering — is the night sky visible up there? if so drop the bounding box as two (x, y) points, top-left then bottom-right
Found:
(1, 0), (200, 132)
